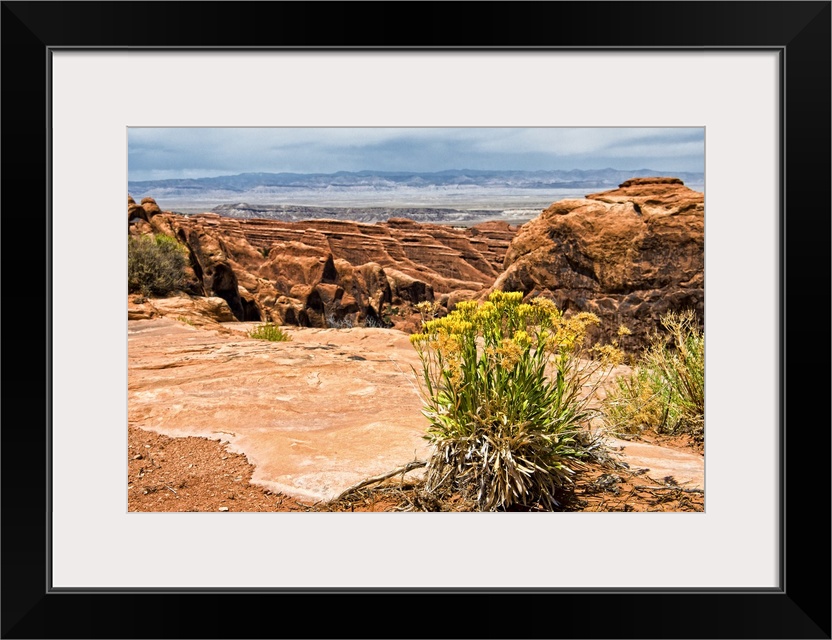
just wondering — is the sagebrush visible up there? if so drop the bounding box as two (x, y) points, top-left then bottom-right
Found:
(128, 234), (188, 296)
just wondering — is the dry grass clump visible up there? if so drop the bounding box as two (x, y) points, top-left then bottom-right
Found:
(602, 310), (704, 443)
(247, 323), (292, 342)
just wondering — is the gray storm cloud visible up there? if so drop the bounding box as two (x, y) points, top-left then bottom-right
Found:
(128, 127), (704, 181)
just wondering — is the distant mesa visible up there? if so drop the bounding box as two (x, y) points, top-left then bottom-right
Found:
(128, 176), (703, 349)
(618, 176), (684, 187)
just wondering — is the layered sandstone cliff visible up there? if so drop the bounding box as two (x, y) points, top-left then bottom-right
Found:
(129, 198), (517, 330)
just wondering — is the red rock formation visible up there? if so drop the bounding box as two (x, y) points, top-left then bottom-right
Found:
(127, 178), (701, 345)
(234, 216), (515, 294)
(491, 177), (703, 348)
(128, 195), (155, 222)
(140, 196), (162, 219)
(128, 195), (143, 221)
(128, 201), (518, 329)
(128, 292), (238, 325)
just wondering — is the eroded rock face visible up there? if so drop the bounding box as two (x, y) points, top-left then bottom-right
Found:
(492, 178), (704, 348)
(128, 200), (518, 328)
(126, 178), (702, 346)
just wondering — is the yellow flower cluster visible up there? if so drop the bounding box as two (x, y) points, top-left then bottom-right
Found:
(436, 333), (465, 386)
(421, 316), (474, 338)
(548, 311), (600, 353)
(513, 296), (562, 329)
(415, 300), (442, 324)
(593, 343), (625, 366)
(512, 329), (532, 349)
(452, 300), (480, 319)
(488, 290), (524, 305)
(473, 301), (497, 325)
(496, 338), (523, 369)
(409, 332), (433, 346)
(412, 292), (615, 385)
(531, 296), (559, 315)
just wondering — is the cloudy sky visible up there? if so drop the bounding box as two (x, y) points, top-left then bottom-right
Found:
(128, 127), (704, 182)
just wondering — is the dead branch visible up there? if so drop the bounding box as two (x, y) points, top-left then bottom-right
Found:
(333, 460), (427, 502)
(634, 484), (704, 494)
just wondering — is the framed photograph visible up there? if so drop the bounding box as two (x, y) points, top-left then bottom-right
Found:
(3, 2), (829, 638)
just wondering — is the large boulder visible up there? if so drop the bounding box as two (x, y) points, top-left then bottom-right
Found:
(492, 178), (704, 349)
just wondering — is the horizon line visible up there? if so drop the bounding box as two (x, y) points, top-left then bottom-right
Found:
(129, 167), (705, 183)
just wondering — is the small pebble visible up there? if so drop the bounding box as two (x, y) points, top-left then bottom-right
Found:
(218, 506), (229, 512)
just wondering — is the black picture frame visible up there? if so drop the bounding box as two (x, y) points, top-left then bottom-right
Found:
(2, 2), (829, 638)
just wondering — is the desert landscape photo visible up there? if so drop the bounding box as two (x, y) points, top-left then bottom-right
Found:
(127, 127), (705, 513)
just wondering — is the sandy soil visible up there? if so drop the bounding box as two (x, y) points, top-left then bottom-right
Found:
(128, 425), (703, 513)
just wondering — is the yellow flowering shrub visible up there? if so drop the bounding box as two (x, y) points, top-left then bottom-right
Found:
(410, 291), (613, 511)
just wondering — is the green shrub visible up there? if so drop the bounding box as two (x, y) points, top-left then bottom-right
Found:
(602, 310), (704, 441)
(248, 323), (292, 342)
(128, 234), (188, 296)
(381, 304), (401, 325)
(410, 291), (616, 511)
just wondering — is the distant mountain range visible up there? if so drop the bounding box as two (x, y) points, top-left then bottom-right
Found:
(128, 168), (704, 197)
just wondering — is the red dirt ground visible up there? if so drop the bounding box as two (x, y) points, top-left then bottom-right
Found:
(128, 425), (703, 513)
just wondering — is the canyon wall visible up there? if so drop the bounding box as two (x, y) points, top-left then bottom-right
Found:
(128, 176), (703, 348)
(129, 195), (517, 331)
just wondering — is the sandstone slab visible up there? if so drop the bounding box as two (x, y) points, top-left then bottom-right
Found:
(129, 319), (431, 501)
